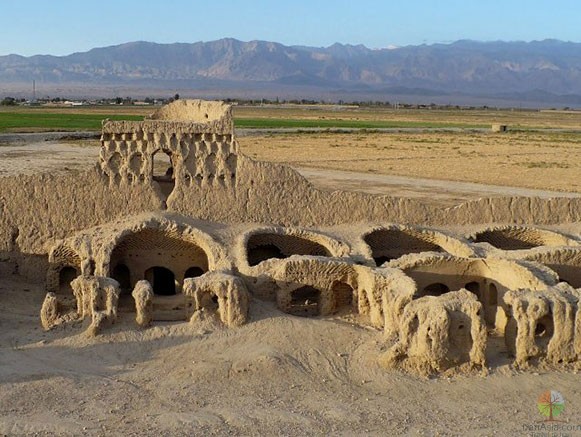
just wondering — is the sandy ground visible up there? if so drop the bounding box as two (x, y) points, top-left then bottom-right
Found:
(240, 131), (581, 195)
(295, 168), (581, 207)
(0, 142), (98, 176)
(2, 277), (581, 436)
(2, 133), (581, 435)
(234, 106), (581, 130)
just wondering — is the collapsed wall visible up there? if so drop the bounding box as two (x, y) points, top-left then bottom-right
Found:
(504, 285), (581, 366)
(381, 290), (487, 375)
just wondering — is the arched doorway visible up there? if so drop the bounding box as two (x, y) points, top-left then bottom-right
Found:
(247, 244), (285, 266)
(465, 281), (480, 298)
(485, 283), (498, 326)
(112, 263), (133, 310)
(422, 283), (450, 297)
(145, 266), (176, 296)
(109, 228), (210, 294)
(152, 150), (175, 199)
(289, 286), (320, 317)
(331, 281), (354, 313)
(112, 263), (131, 295)
(58, 266), (78, 294)
(363, 228), (446, 266)
(184, 266), (205, 279)
(246, 233), (331, 267)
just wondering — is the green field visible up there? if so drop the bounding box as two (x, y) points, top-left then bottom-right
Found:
(1, 105), (580, 132)
(0, 110), (487, 133)
(0, 112), (143, 132)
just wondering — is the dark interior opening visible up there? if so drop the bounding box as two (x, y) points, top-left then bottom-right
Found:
(547, 264), (581, 288)
(332, 281), (353, 312)
(534, 314), (554, 351)
(422, 282), (450, 297)
(488, 283), (498, 305)
(374, 255), (393, 266)
(248, 244), (285, 266)
(472, 230), (540, 250)
(58, 266), (78, 294)
(112, 263), (131, 295)
(184, 266), (205, 279)
(448, 312), (473, 362)
(145, 266), (176, 296)
(289, 286), (321, 317)
(465, 281), (480, 297)
(152, 150), (175, 199)
(246, 233), (331, 267)
(363, 229), (445, 267)
(199, 293), (220, 313)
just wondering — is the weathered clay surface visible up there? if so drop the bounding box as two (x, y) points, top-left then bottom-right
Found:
(380, 290), (487, 375)
(504, 285), (581, 366)
(2, 99), (577, 375)
(40, 292), (59, 330)
(70, 275), (120, 336)
(132, 280), (154, 327)
(183, 272), (249, 327)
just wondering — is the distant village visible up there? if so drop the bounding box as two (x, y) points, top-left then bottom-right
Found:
(0, 96), (169, 107)
(1, 95), (570, 112)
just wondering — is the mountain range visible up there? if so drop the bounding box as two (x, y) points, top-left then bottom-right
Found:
(1, 38), (581, 106)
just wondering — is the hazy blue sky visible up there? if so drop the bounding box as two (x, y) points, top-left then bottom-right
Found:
(1, 0), (580, 56)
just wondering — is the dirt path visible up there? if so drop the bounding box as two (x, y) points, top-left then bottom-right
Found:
(295, 166), (581, 207)
(0, 141), (99, 176)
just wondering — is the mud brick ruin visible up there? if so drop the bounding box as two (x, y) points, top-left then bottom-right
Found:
(2, 99), (581, 375)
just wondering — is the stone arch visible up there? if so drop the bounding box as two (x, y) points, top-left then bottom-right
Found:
(98, 217), (223, 279)
(247, 233), (332, 266)
(331, 280), (355, 312)
(364, 228), (445, 266)
(465, 281), (480, 297)
(422, 283), (450, 297)
(58, 266), (79, 295)
(399, 254), (552, 332)
(288, 286), (321, 317)
(47, 243), (83, 294)
(104, 227), (211, 295)
(152, 149), (175, 199)
(469, 226), (578, 250)
(243, 227), (347, 267)
(184, 266), (205, 279)
(362, 225), (473, 266)
(524, 247), (581, 288)
(145, 266), (176, 296)
(272, 258), (359, 317)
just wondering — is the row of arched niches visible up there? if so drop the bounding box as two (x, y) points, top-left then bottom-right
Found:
(48, 218), (581, 327)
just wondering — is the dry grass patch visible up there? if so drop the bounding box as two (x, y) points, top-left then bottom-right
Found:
(239, 130), (581, 193)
